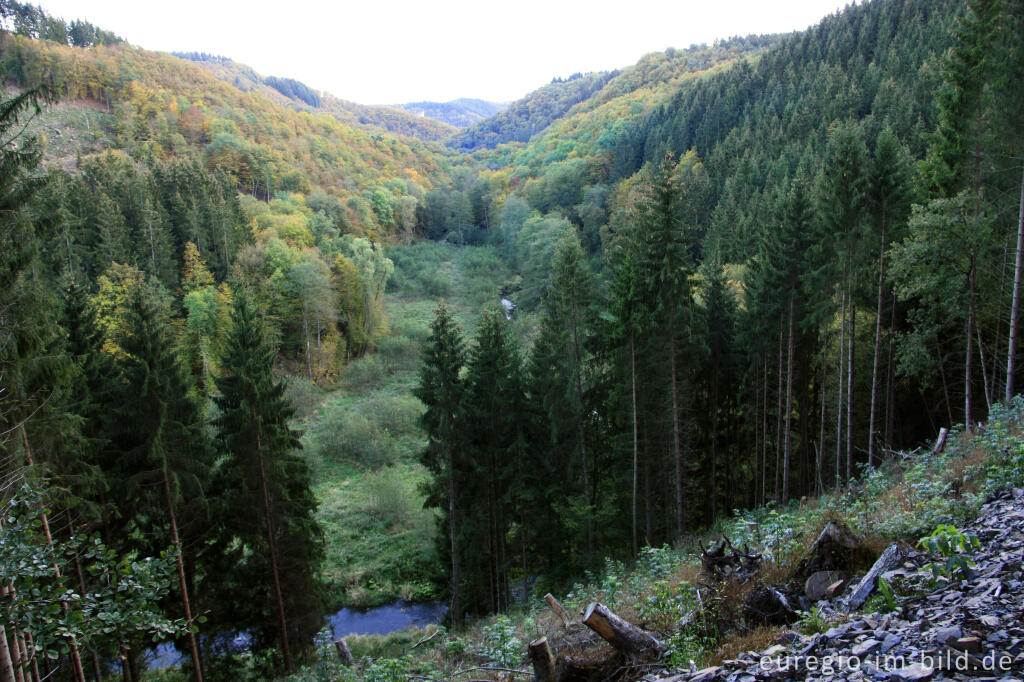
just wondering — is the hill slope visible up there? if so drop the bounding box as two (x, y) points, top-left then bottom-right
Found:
(395, 98), (507, 128)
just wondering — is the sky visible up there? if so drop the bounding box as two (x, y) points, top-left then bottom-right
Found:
(37, 0), (852, 105)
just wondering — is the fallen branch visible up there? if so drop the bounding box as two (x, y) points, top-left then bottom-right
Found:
(410, 628), (441, 650)
(453, 665), (533, 678)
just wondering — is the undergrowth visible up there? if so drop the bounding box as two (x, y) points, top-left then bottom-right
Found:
(282, 397), (1024, 681)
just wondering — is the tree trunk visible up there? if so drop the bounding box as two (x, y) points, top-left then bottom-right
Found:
(966, 260), (976, 431)
(20, 428), (85, 682)
(868, 213), (888, 467)
(1, 627), (17, 682)
(72, 549), (104, 682)
(254, 427), (292, 673)
(447, 444), (461, 627)
(978, 328), (992, 412)
(529, 637), (557, 682)
(669, 325), (684, 537)
(710, 358), (720, 522)
(774, 317), (784, 501)
(161, 469), (203, 682)
(302, 306), (313, 381)
(7, 625), (23, 682)
(817, 352), (827, 496)
(1006, 166), (1024, 402)
(885, 293), (897, 450)
(630, 333), (639, 556)
(836, 289), (846, 486)
(570, 298), (594, 554)
(846, 291), (855, 482)
(761, 353), (769, 506)
(783, 296), (795, 502)
(333, 639), (355, 667)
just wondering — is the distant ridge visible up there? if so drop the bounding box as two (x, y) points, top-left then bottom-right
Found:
(395, 98), (508, 128)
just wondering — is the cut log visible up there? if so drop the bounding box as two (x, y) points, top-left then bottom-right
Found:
(334, 638), (356, 667)
(544, 593), (573, 627)
(582, 602), (663, 657)
(846, 543), (907, 611)
(528, 637), (557, 682)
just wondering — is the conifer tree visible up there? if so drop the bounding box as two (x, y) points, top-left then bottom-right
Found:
(461, 308), (525, 613)
(415, 301), (466, 625)
(631, 152), (701, 535)
(213, 293), (323, 673)
(114, 286), (212, 682)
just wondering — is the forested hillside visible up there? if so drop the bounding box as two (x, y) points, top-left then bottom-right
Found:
(2, 0), (1023, 680)
(173, 52), (458, 143)
(395, 98), (506, 128)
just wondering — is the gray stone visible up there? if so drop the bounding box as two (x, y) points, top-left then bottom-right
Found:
(852, 638), (881, 656)
(806, 570), (849, 601)
(933, 625), (962, 645)
(848, 544), (908, 611)
(880, 633), (902, 653)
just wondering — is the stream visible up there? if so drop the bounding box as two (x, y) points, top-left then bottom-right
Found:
(147, 600), (447, 669)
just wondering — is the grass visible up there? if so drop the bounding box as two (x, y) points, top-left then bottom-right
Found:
(295, 242), (512, 609)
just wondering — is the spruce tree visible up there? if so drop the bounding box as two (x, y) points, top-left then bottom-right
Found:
(114, 286), (212, 681)
(213, 293), (323, 673)
(414, 301), (466, 625)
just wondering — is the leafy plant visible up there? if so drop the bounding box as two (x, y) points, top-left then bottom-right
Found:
(876, 576), (897, 612)
(479, 615), (522, 668)
(917, 524), (981, 580)
(796, 606), (829, 634)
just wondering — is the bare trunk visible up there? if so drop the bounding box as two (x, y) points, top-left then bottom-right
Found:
(570, 298), (593, 553)
(774, 317), (784, 501)
(447, 446), (461, 627)
(868, 214), (887, 467)
(885, 292), (897, 450)
(836, 290), (846, 487)
(8, 626), (23, 682)
(161, 470), (203, 682)
(630, 333), (639, 556)
(72, 550), (104, 682)
(846, 292), (855, 482)
(1, 627), (17, 682)
(1006, 166), (1024, 402)
(965, 261), (976, 431)
(21, 429), (85, 682)
(783, 296), (795, 502)
(761, 353), (768, 506)
(302, 306), (313, 381)
(978, 328), (992, 412)
(818, 351), (828, 496)
(669, 328), (684, 537)
(937, 338), (955, 427)
(254, 423), (292, 673)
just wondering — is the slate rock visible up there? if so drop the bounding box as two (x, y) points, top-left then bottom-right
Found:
(806, 570), (849, 601)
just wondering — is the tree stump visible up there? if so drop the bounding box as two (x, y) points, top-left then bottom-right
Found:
(528, 637), (557, 682)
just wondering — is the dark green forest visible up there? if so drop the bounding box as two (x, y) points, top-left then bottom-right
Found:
(2, 0), (1023, 680)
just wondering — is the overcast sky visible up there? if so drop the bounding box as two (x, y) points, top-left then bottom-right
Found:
(37, 0), (852, 105)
